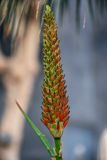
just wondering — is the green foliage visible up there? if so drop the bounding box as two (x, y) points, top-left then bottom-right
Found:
(16, 101), (55, 157)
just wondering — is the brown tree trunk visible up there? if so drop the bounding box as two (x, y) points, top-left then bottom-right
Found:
(99, 129), (107, 160)
(0, 20), (40, 160)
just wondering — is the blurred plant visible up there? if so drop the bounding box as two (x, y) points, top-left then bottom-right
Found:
(0, 0), (70, 55)
(16, 4), (70, 160)
(0, 0), (107, 41)
(0, 0), (43, 47)
(75, 0), (107, 24)
(0, 0), (69, 38)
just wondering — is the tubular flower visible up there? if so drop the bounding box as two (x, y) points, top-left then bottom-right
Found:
(42, 5), (70, 138)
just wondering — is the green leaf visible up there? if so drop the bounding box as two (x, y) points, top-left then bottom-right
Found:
(16, 101), (55, 157)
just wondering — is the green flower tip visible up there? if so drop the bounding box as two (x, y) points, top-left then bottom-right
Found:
(45, 5), (51, 14)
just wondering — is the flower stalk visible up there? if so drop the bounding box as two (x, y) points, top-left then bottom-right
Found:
(42, 4), (70, 159)
(54, 138), (63, 160)
(17, 4), (70, 160)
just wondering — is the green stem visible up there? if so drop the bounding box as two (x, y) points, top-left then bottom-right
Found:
(54, 138), (63, 160)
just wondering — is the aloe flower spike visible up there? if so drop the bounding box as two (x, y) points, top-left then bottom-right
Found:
(42, 5), (70, 139)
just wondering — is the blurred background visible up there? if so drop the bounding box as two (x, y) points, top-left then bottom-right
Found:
(0, 0), (107, 160)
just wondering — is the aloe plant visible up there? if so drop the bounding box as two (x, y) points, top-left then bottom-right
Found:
(1, 0), (106, 159)
(42, 5), (70, 159)
(17, 4), (70, 160)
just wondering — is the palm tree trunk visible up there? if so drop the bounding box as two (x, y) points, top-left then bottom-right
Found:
(0, 20), (40, 160)
(99, 129), (107, 160)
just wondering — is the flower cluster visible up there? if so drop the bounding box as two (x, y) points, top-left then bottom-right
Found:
(41, 5), (70, 138)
